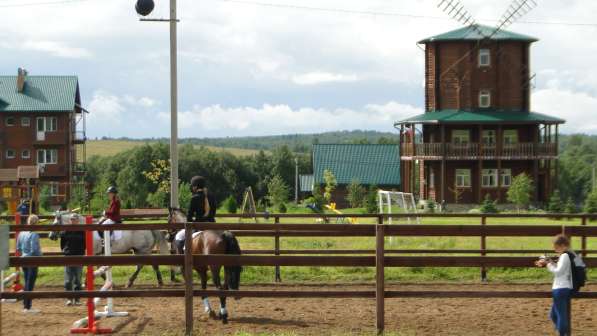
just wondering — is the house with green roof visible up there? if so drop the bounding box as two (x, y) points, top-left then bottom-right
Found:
(395, 24), (564, 205)
(312, 144), (400, 208)
(0, 68), (87, 210)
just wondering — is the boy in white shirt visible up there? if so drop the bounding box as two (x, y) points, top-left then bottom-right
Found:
(535, 234), (576, 336)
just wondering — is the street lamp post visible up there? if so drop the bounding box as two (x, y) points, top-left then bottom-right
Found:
(135, 0), (179, 209)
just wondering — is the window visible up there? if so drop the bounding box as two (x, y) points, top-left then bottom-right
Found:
(482, 130), (496, 145)
(430, 169), (435, 188)
(21, 149), (31, 159)
(5, 149), (15, 159)
(455, 169), (471, 188)
(5, 117), (15, 127)
(482, 169), (499, 188)
(37, 149), (58, 164)
(479, 90), (491, 108)
(452, 130), (470, 144)
(479, 49), (490, 67)
(21, 117), (30, 127)
(501, 169), (512, 187)
(49, 183), (59, 196)
(503, 130), (519, 144)
(37, 117), (57, 132)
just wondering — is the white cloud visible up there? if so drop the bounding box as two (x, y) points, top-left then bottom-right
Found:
(88, 91), (125, 124)
(159, 101), (421, 137)
(292, 72), (358, 85)
(533, 88), (597, 134)
(20, 40), (92, 59)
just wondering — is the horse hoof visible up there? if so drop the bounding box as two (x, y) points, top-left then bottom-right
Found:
(208, 310), (217, 320)
(220, 314), (228, 324)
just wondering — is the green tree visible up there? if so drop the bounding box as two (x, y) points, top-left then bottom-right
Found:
(39, 185), (52, 212)
(267, 174), (289, 210)
(584, 190), (597, 214)
(364, 185), (379, 214)
(271, 145), (295, 187)
(480, 194), (499, 214)
(507, 173), (533, 211)
(222, 195), (238, 214)
(178, 182), (193, 210)
(547, 190), (564, 213)
(564, 197), (578, 214)
(323, 169), (337, 204)
(345, 179), (366, 208)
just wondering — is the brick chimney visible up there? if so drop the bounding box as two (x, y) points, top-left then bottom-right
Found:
(16, 67), (28, 92)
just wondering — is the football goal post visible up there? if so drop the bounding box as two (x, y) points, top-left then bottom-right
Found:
(377, 190), (420, 224)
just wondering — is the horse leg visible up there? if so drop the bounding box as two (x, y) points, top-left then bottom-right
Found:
(197, 267), (216, 319)
(152, 264), (164, 287)
(126, 265), (143, 288)
(210, 265), (228, 324)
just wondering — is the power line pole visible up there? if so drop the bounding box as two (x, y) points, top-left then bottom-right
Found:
(137, 0), (179, 208)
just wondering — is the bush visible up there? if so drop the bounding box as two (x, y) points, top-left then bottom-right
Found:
(364, 185), (378, 214)
(222, 195), (238, 214)
(267, 174), (290, 209)
(345, 179), (366, 208)
(306, 187), (325, 212)
(564, 197), (577, 214)
(426, 200), (436, 213)
(323, 170), (337, 204)
(507, 173), (533, 211)
(584, 190), (597, 214)
(480, 194), (499, 214)
(547, 190), (564, 213)
(277, 202), (287, 213)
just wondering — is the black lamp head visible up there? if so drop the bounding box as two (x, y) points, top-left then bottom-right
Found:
(135, 0), (155, 16)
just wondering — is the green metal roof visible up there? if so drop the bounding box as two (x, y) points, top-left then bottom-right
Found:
(299, 174), (314, 193)
(396, 109), (565, 125)
(0, 76), (79, 112)
(313, 144), (400, 186)
(418, 24), (538, 44)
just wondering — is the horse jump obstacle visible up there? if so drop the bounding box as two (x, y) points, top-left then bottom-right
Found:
(71, 216), (128, 334)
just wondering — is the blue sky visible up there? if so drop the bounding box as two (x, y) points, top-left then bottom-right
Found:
(1, 0), (596, 138)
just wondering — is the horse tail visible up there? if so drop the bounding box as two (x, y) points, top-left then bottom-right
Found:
(153, 230), (170, 255)
(222, 231), (241, 255)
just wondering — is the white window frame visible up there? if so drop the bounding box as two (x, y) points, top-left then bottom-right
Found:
(482, 169), (499, 188)
(37, 149), (58, 164)
(21, 149), (31, 159)
(49, 183), (59, 196)
(36, 117), (57, 132)
(21, 117), (30, 127)
(478, 49), (490, 67)
(482, 130), (496, 145)
(503, 130), (518, 145)
(5, 117), (15, 127)
(479, 90), (491, 108)
(5, 149), (15, 159)
(455, 169), (471, 188)
(501, 169), (512, 187)
(452, 130), (470, 145)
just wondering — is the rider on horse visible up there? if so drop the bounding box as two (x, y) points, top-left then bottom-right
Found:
(99, 186), (122, 239)
(173, 176), (216, 253)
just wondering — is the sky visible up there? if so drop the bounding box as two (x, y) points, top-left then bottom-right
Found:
(0, 0), (596, 138)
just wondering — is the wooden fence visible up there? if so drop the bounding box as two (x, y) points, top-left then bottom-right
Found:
(2, 213), (597, 335)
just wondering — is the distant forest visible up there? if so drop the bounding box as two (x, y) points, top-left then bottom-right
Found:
(98, 130), (398, 153)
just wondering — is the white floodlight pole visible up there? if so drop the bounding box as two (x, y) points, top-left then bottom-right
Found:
(169, 0), (179, 208)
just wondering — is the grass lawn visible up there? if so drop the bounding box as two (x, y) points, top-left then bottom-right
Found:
(6, 207), (595, 288)
(86, 140), (263, 157)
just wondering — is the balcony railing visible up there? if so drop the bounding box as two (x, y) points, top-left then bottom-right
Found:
(401, 142), (557, 159)
(33, 131), (68, 145)
(39, 164), (67, 177)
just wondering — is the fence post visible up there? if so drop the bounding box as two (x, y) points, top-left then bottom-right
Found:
(375, 216), (385, 334)
(581, 215), (587, 258)
(274, 216), (281, 282)
(481, 216), (487, 282)
(184, 222), (194, 336)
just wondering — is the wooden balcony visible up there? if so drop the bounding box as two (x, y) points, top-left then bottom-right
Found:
(401, 142), (557, 160)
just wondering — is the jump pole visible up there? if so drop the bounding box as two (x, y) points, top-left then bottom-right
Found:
(93, 229), (128, 319)
(11, 213), (23, 293)
(70, 215), (111, 334)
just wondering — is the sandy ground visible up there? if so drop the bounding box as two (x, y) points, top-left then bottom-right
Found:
(2, 283), (596, 336)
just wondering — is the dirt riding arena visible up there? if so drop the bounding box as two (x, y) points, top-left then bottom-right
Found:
(2, 283), (597, 335)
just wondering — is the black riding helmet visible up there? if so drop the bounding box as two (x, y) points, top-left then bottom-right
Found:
(106, 186), (118, 194)
(190, 176), (206, 190)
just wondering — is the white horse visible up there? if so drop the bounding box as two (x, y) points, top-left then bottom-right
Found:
(49, 211), (171, 288)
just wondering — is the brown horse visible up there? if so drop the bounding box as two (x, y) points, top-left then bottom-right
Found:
(168, 208), (242, 324)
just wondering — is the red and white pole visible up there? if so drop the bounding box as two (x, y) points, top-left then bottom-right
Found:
(70, 215), (111, 334)
(12, 213), (23, 292)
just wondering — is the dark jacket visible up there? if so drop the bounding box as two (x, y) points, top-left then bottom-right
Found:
(187, 191), (216, 223)
(60, 231), (86, 256)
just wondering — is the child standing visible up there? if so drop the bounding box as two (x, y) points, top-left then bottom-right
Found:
(61, 213), (86, 306)
(16, 214), (42, 314)
(535, 234), (577, 336)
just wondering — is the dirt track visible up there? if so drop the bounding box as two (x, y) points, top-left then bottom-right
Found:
(2, 283), (596, 336)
